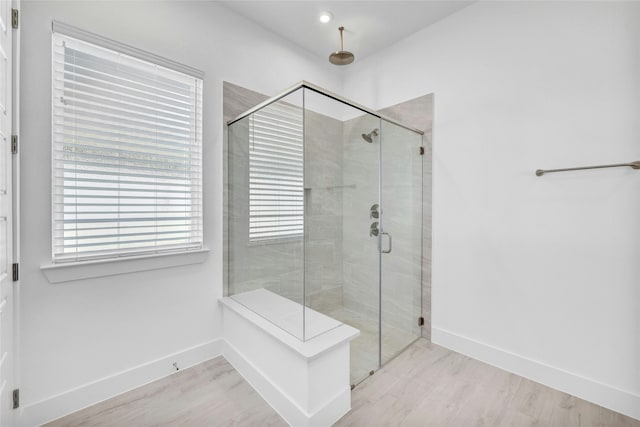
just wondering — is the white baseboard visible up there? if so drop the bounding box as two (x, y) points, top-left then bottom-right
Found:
(432, 327), (640, 421)
(18, 339), (223, 427)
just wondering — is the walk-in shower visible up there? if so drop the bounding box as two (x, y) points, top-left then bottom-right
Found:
(227, 81), (424, 386)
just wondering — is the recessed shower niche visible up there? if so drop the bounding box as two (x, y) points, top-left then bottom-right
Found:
(225, 81), (430, 388)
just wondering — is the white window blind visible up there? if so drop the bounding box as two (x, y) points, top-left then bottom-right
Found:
(52, 31), (203, 262)
(249, 102), (304, 242)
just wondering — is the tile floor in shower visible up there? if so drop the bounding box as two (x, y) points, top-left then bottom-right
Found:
(325, 305), (419, 385)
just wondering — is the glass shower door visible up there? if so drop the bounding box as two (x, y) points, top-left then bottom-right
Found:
(379, 120), (423, 365)
(339, 111), (381, 385)
(342, 114), (380, 384)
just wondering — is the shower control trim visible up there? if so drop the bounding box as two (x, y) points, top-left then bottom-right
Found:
(370, 222), (379, 237)
(370, 204), (379, 219)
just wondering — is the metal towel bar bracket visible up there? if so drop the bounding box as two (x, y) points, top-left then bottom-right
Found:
(536, 161), (640, 177)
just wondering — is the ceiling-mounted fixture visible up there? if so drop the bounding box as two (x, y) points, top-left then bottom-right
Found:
(329, 26), (354, 66)
(319, 11), (333, 24)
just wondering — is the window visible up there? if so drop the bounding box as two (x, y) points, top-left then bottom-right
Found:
(248, 102), (304, 242)
(52, 24), (203, 262)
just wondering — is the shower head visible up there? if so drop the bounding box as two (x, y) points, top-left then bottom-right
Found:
(329, 27), (354, 65)
(361, 128), (379, 143)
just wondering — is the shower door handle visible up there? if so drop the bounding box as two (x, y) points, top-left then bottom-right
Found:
(380, 232), (392, 254)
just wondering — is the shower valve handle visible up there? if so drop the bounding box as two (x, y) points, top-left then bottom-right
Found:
(370, 204), (380, 219)
(370, 222), (379, 237)
(381, 232), (392, 254)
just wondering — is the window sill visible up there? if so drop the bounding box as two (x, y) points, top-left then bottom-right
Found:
(248, 236), (303, 247)
(40, 248), (210, 284)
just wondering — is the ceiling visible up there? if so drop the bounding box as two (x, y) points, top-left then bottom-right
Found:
(220, 1), (474, 63)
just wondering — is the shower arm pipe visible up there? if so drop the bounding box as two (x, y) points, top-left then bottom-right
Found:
(226, 80), (424, 135)
(535, 161), (640, 176)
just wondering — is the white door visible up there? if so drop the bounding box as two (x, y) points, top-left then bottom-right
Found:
(0, 1), (14, 425)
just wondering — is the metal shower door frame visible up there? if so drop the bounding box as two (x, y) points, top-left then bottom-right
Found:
(227, 81), (424, 136)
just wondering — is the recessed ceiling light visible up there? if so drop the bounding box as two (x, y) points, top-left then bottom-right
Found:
(319, 12), (333, 24)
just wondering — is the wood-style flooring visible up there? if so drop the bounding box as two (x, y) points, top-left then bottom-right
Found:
(336, 339), (638, 426)
(46, 339), (639, 427)
(44, 357), (286, 427)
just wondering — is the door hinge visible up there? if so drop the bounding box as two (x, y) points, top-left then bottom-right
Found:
(12, 263), (18, 282)
(419, 146), (425, 156)
(11, 135), (17, 154)
(418, 316), (424, 327)
(12, 389), (19, 409)
(11, 9), (18, 29)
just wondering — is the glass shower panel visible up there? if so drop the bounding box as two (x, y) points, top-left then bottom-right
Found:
(380, 119), (423, 365)
(302, 88), (349, 341)
(301, 88), (381, 354)
(228, 89), (306, 340)
(328, 103), (381, 384)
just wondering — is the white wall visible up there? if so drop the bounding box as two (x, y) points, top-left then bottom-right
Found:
(19, 1), (340, 423)
(19, 0), (640, 423)
(343, 1), (640, 419)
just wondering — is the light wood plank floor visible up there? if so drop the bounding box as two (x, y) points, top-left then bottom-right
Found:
(45, 357), (286, 427)
(46, 339), (639, 427)
(336, 339), (639, 426)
